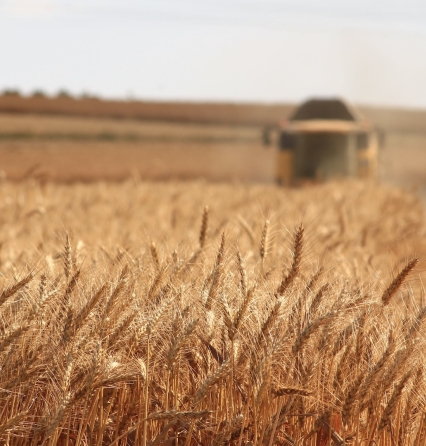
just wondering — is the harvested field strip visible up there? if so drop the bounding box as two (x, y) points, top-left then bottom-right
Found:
(0, 132), (257, 143)
(2, 96), (426, 132)
(0, 141), (274, 182)
(0, 180), (424, 445)
(0, 113), (261, 140)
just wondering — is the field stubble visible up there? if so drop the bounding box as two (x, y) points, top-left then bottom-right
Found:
(0, 179), (425, 445)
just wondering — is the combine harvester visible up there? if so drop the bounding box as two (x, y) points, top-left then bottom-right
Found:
(273, 98), (379, 183)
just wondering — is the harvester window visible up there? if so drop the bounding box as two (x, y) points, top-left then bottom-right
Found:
(356, 133), (369, 149)
(279, 132), (297, 150)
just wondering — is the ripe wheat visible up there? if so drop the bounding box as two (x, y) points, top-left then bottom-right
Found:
(0, 179), (423, 445)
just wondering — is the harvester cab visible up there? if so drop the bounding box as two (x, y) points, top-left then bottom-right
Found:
(273, 98), (379, 184)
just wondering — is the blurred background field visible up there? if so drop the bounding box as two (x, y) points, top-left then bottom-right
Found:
(0, 96), (425, 196)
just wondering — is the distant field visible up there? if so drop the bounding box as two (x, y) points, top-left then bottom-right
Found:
(380, 132), (426, 197)
(1, 95), (426, 132)
(0, 95), (294, 127)
(0, 113), (259, 142)
(0, 113), (272, 181)
(1, 112), (426, 193)
(0, 140), (274, 182)
(0, 96), (426, 197)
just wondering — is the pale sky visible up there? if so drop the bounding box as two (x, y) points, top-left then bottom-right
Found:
(1, 0), (426, 108)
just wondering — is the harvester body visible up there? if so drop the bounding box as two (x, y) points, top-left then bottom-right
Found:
(275, 98), (378, 183)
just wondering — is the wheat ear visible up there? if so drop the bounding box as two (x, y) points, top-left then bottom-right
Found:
(406, 305), (426, 341)
(292, 312), (336, 354)
(0, 323), (31, 354)
(0, 272), (34, 308)
(104, 265), (129, 319)
(150, 242), (160, 270)
(63, 233), (72, 279)
(199, 206), (209, 249)
(276, 224), (304, 296)
(45, 353), (73, 437)
(212, 414), (244, 446)
(236, 249), (247, 298)
(333, 322), (356, 355)
(381, 258), (418, 306)
(167, 319), (198, 369)
(205, 233), (225, 310)
(260, 219), (269, 273)
(107, 312), (137, 348)
(0, 411), (28, 435)
(341, 373), (364, 426)
(272, 387), (313, 397)
(147, 266), (167, 300)
(73, 282), (107, 332)
(148, 410), (211, 421)
(309, 283), (330, 318)
(379, 372), (412, 431)
(193, 359), (230, 405)
(63, 270), (81, 304)
(258, 302), (281, 347)
(233, 286), (256, 335)
(333, 339), (354, 392)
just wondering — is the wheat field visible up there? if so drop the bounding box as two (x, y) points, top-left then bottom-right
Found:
(0, 179), (425, 445)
